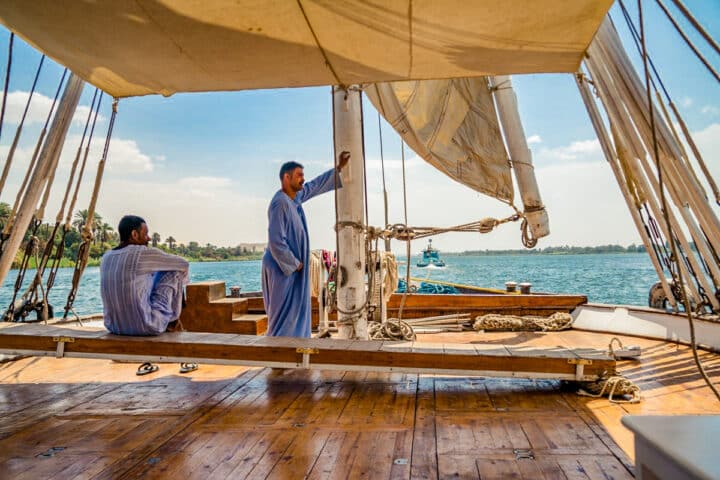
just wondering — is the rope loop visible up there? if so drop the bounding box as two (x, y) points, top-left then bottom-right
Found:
(368, 319), (416, 341)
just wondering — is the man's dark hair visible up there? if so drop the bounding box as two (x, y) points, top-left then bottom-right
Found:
(118, 215), (146, 242)
(279, 161), (303, 180)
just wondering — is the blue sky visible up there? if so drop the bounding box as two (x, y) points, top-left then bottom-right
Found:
(0, 0), (718, 253)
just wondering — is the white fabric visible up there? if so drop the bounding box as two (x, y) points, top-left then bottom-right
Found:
(0, 0), (613, 98)
(366, 77), (513, 201)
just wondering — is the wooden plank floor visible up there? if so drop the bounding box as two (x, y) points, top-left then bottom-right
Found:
(0, 330), (719, 479)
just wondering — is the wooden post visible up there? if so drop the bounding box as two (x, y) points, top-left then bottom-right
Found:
(0, 74), (84, 288)
(333, 86), (368, 340)
(490, 75), (549, 242)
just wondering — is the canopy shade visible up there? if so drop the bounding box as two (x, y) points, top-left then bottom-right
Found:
(0, 0), (612, 98)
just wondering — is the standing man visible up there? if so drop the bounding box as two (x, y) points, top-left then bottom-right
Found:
(101, 215), (189, 336)
(262, 151), (350, 337)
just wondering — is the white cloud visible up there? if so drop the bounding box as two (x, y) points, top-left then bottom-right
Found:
(527, 134), (542, 144)
(680, 97), (693, 108)
(106, 139), (155, 173)
(701, 105), (719, 116)
(535, 139), (601, 163)
(97, 176), (268, 246)
(2, 90), (104, 127)
(176, 176), (232, 198)
(3, 123), (717, 251)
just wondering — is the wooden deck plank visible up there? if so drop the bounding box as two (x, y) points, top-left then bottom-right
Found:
(0, 330), (717, 478)
(410, 376), (437, 480)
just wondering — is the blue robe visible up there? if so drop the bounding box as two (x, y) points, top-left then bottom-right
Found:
(262, 168), (340, 337)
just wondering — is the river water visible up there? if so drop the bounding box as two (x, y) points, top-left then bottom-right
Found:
(0, 253), (657, 317)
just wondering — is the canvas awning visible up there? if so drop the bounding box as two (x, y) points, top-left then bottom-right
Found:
(0, 0), (612, 98)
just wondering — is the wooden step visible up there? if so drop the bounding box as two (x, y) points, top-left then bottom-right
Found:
(211, 297), (249, 315)
(186, 281), (226, 303)
(245, 296), (265, 313)
(231, 314), (268, 335)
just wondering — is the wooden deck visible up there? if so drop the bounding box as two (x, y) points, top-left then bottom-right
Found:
(0, 329), (719, 479)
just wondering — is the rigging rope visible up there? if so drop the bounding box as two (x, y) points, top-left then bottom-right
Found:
(654, 0), (720, 83)
(64, 98), (119, 319)
(378, 112), (390, 252)
(1, 68), (67, 244)
(0, 32), (13, 143)
(398, 141), (411, 321)
(40, 89), (102, 304)
(637, 0), (720, 402)
(617, 1), (720, 205)
(0, 55), (45, 197)
(668, 0), (720, 56)
(296, 0), (344, 88)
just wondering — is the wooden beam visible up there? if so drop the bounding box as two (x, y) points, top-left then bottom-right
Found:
(0, 324), (613, 380)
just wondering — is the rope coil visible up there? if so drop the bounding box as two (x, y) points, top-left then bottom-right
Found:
(473, 312), (574, 332)
(577, 372), (641, 403)
(368, 319), (416, 341)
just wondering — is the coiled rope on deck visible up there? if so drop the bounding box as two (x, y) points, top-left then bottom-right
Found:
(368, 319), (416, 341)
(577, 371), (641, 404)
(473, 312), (574, 332)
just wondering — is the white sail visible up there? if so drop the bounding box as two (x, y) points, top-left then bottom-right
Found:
(366, 78), (513, 203)
(0, 0), (612, 98)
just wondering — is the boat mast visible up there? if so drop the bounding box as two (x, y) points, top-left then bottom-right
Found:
(332, 86), (368, 340)
(490, 76), (550, 245)
(0, 74), (84, 288)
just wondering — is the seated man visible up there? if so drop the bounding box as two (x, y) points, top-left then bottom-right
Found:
(101, 215), (189, 336)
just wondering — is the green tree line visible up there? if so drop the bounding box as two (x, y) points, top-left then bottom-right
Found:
(0, 202), (262, 268)
(453, 244), (648, 256)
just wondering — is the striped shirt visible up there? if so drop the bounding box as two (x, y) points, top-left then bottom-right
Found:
(100, 245), (189, 335)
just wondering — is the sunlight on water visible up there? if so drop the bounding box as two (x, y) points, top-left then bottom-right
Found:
(0, 253), (658, 316)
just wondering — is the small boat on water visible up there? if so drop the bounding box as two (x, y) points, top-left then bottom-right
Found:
(416, 239), (446, 268)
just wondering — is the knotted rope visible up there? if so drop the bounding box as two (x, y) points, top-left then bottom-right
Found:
(473, 312), (574, 332)
(577, 370), (641, 404)
(368, 319), (416, 341)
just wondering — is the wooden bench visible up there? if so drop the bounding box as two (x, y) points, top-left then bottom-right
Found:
(0, 323), (614, 380)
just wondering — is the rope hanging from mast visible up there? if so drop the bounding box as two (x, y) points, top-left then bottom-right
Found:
(637, 0), (720, 402)
(40, 89), (103, 307)
(2, 88), (102, 322)
(64, 98), (119, 319)
(0, 32), (13, 143)
(618, 0), (720, 206)
(654, 0), (720, 83)
(0, 54), (45, 197)
(0, 68), (67, 255)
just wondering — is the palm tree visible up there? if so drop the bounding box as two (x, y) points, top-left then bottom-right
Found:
(151, 232), (161, 247)
(73, 209), (103, 235)
(165, 236), (176, 250)
(0, 202), (10, 230)
(72, 209), (89, 232)
(99, 223), (114, 244)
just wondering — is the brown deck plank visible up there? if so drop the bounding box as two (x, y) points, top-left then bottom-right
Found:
(410, 376), (437, 480)
(0, 330), (718, 478)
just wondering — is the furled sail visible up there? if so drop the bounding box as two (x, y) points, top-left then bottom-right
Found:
(366, 78), (513, 203)
(0, 0), (613, 98)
